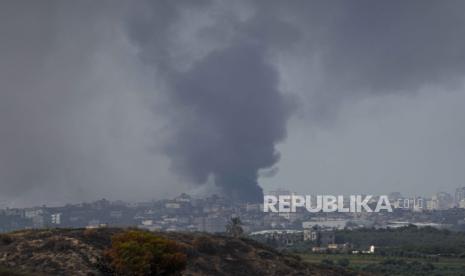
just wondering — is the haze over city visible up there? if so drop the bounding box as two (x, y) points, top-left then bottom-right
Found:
(1, 0), (465, 207)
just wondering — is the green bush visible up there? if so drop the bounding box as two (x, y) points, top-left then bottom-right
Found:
(105, 230), (186, 276)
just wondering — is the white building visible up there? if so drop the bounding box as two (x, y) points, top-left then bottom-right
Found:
(51, 213), (61, 225)
(459, 199), (465, 209)
(302, 218), (348, 230)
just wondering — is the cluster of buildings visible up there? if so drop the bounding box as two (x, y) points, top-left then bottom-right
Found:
(0, 188), (464, 241)
(388, 187), (465, 211)
(247, 187), (465, 251)
(0, 194), (263, 233)
(249, 224), (370, 254)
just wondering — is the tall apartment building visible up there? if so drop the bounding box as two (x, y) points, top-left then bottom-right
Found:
(455, 187), (465, 206)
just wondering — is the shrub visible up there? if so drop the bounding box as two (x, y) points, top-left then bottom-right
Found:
(105, 230), (186, 276)
(81, 228), (114, 249)
(0, 234), (13, 245)
(40, 238), (72, 252)
(337, 258), (350, 267)
(192, 236), (219, 255)
(320, 259), (334, 266)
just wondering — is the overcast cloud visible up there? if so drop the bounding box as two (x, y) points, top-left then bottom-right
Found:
(1, 1), (465, 206)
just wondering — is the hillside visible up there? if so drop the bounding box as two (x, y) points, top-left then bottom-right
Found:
(0, 228), (359, 276)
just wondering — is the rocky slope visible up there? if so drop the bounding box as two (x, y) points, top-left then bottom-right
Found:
(0, 228), (360, 276)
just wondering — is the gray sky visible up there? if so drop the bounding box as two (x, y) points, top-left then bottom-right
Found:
(1, 1), (465, 207)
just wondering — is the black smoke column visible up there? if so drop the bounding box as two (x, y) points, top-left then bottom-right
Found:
(164, 44), (292, 202)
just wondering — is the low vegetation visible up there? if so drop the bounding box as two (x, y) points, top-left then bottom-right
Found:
(105, 230), (187, 275)
(302, 251), (465, 275)
(0, 228), (356, 275)
(292, 226), (465, 275)
(335, 225), (465, 256)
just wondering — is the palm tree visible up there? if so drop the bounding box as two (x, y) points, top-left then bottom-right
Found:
(226, 217), (244, 238)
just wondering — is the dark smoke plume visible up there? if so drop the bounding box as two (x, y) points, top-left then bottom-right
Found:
(6, 1), (465, 205)
(127, 3), (296, 202)
(165, 44), (292, 202)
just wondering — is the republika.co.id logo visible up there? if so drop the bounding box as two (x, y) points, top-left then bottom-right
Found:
(263, 195), (393, 213)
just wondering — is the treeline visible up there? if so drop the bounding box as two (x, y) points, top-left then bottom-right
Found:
(335, 225), (465, 256)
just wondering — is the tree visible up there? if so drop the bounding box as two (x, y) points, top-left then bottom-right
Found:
(226, 217), (244, 238)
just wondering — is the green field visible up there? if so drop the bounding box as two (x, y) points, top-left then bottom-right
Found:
(300, 253), (465, 275)
(280, 227), (465, 274)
